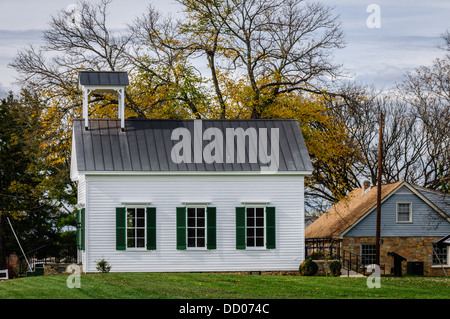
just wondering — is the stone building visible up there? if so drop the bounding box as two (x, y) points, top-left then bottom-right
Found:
(305, 181), (450, 276)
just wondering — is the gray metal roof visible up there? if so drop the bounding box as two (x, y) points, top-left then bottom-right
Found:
(78, 71), (129, 86)
(72, 119), (313, 173)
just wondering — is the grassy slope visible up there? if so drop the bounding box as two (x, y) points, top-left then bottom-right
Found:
(0, 273), (449, 299)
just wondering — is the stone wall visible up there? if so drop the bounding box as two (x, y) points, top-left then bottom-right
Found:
(342, 236), (448, 276)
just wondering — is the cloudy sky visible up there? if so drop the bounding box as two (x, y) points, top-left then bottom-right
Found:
(0, 0), (449, 97)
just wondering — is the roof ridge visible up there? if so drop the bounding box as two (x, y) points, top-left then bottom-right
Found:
(412, 184), (449, 196)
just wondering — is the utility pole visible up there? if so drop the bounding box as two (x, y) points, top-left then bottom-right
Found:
(375, 112), (383, 266)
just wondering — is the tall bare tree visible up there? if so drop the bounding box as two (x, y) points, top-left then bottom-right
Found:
(174, 0), (345, 118)
(397, 57), (450, 191)
(10, 0), (146, 117)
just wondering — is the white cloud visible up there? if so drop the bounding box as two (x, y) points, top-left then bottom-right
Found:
(0, 0), (449, 93)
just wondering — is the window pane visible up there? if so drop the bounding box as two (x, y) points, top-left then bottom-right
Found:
(247, 228), (254, 237)
(137, 217), (145, 228)
(247, 208), (254, 218)
(127, 218), (134, 228)
(256, 228), (264, 237)
(197, 217), (205, 227)
(398, 203), (410, 212)
(197, 228), (205, 238)
(137, 229), (145, 238)
(187, 208), (195, 218)
(197, 238), (205, 247)
(137, 239), (145, 248)
(136, 208), (145, 218)
(247, 237), (254, 247)
(188, 238), (196, 247)
(187, 228), (195, 238)
(127, 229), (135, 239)
(256, 217), (264, 226)
(127, 238), (134, 248)
(187, 217), (196, 227)
(247, 216), (254, 226)
(127, 208), (135, 217)
(197, 208), (205, 218)
(256, 208), (264, 218)
(256, 238), (264, 247)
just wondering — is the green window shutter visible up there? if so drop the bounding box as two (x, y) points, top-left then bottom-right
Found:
(116, 207), (126, 250)
(146, 207), (157, 250)
(236, 207), (246, 249)
(80, 208), (86, 251)
(176, 207), (186, 250)
(76, 209), (81, 250)
(266, 206), (276, 249)
(206, 207), (216, 250)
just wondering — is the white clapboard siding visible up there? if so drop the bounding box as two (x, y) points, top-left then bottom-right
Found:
(77, 175), (86, 205)
(82, 174), (305, 273)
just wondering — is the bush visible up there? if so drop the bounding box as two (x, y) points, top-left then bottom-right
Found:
(96, 259), (111, 273)
(329, 261), (342, 277)
(299, 258), (318, 276)
(309, 251), (325, 260)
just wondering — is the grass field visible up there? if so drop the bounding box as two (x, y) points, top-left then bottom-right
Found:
(0, 273), (449, 299)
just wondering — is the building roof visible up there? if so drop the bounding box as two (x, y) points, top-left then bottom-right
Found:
(415, 186), (449, 218)
(71, 118), (313, 174)
(437, 233), (450, 246)
(78, 71), (129, 87)
(304, 181), (404, 239)
(305, 181), (450, 239)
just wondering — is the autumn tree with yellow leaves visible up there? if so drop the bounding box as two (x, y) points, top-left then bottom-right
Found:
(11, 0), (354, 200)
(10, 0), (447, 235)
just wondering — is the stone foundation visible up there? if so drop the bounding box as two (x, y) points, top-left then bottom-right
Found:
(43, 264), (84, 276)
(342, 237), (448, 276)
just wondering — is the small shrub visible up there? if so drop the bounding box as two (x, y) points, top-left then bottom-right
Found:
(309, 251), (325, 260)
(299, 258), (318, 276)
(96, 259), (111, 273)
(329, 261), (342, 277)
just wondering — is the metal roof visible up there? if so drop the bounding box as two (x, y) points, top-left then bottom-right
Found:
(72, 119), (313, 173)
(78, 71), (129, 86)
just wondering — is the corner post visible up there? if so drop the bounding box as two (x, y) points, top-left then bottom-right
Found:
(83, 87), (89, 130)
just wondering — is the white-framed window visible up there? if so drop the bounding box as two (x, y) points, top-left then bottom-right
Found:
(432, 243), (449, 266)
(236, 205), (275, 250)
(396, 202), (412, 223)
(126, 207), (146, 249)
(187, 207), (206, 249)
(246, 207), (265, 248)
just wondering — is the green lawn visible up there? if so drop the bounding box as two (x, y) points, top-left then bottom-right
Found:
(0, 273), (448, 299)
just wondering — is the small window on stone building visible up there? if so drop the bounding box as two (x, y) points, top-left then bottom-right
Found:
(361, 243), (376, 265)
